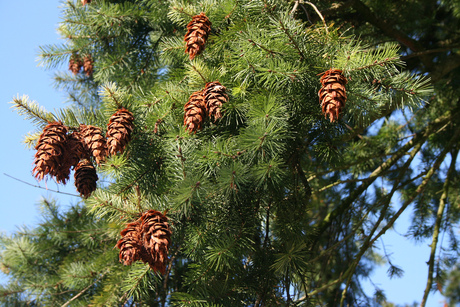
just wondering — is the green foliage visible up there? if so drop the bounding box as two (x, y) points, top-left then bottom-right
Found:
(4, 0), (460, 306)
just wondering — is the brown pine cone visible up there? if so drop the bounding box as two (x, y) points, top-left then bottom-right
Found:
(33, 122), (68, 182)
(204, 81), (228, 121)
(106, 108), (134, 156)
(116, 220), (142, 266)
(81, 0), (91, 5)
(56, 131), (89, 184)
(69, 55), (83, 75)
(140, 210), (172, 274)
(318, 69), (348, 122)
(184, 13), (212, 60)
(74, 159), (98, 198)
(184, 90), (206, 133)
(79, 124), (107, 165)
(83, 54), (94, 77)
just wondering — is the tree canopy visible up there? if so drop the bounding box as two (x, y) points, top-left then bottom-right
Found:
(2, 0), (460, 306)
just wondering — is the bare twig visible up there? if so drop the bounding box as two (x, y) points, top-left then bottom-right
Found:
(303, 1), (328, 34)
(3, 173), (79, 197)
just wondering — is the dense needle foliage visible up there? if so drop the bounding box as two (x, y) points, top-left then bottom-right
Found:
(2, 0), (460, 306)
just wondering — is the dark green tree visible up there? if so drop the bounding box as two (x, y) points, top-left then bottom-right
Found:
(2, 0), (459, 306)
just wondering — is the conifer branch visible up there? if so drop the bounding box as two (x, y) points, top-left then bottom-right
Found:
(349, 56), (400, 71)
(247, 39), (282, 56)
(9, 95), (56, 126)
(101, 83), (123, 109)
(309, 207), (370, 264)
(191, 65), (207, 83)
(314, 110), (454, 239)
(420, 150), (458, 307)
(339, 138), (422, 306)
(276, 18), (305, 60)
(93, 196), (132, 216)
(350, 0), (432, 69)
(264, 1), (305, 60)
(336, 130), (460, 306)
(61, 270), (108, 307)
(120, 266), (150, 305)
(67, 34), (118, 40)
(172, 6), (194, 18)
(371, 129), (460, 245)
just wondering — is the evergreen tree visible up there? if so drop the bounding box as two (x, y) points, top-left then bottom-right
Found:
(2, 0), (460, 306)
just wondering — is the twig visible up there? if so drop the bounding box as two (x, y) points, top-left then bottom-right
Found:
(290, 1), (299, 18)
(3, 173), (80, 197)
(191, 65), (207, 83)
(61, 270), (108, 307)
(302, 1), (328, 34)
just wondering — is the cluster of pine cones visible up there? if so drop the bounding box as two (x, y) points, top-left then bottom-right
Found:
(182, 14), (229, 132)
(184, 81), (228, 133)
(69, 53), (94, 76)
(33, 107), (134, 198)
(117, 210), (172, 274)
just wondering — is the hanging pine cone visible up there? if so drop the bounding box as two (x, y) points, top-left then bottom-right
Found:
(79, 124), (107, 165)
(33, 122), (68, 182)
(184, 90), (206, 133)
(116, 220), (142, 266)
(140, 210), (172, 274)
(56, 131), (90, 184)
(184, 12), (212, 60)
(69, 54), (83, 75)
(81, 0), (91, 5)
(318, 68), (348, 122)
(74, 159), (98, 198)
(204, 81), (228, 121)
(106, 107), (134, 156)
(83, 54), (94, 76)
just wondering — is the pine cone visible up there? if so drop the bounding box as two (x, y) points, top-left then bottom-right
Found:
(69, 54), (83, 75)
(204, 81), (228, 121)
(116, 220), (142, 266)
(33, 122), (68, 182)
(140, 210), (172, 274)
(318, 69), (348, 122)
(74, 159), (98, 198)
(184, 90), (206, 133)
(80, 124), (107, 165)
(106, 108), (134, 156)
(184, 13), (212, 60)
(56, 131), (90, 184)
(81, 0), (91, 5)
(83, 54), (94, 76)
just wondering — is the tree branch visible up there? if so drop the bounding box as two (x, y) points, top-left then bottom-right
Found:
(314, 111), (452, 238)
(420, 149), (458, 306)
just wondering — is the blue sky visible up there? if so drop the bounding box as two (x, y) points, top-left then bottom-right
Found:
(0, 1), (447, 306)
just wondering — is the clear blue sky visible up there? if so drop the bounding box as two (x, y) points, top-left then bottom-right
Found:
(0, 1), (446, 306)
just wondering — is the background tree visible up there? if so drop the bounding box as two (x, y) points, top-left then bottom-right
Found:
(1, 0), (459, 306)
